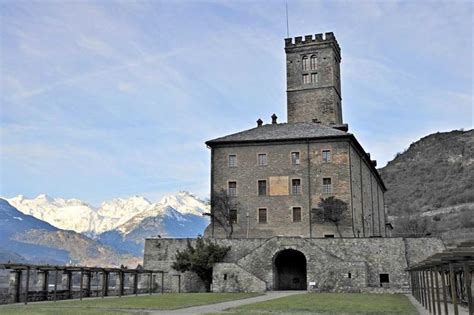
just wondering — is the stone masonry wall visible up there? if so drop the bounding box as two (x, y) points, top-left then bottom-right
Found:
(143, 236), (445, 293)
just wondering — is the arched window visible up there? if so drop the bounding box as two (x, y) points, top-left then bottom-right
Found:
(310, 55), (317, 70)
(302, 56), (308, 71)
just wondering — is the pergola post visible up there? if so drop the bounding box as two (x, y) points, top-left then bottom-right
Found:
(80, 269), (84, 300)
(85, 272), (91, 297)
(441, 270), (449, 315)
(463, 263), (473, 315)
(118, 271), (124, 297)
(53, 269), (58, 302)
(427, 270), (432, 313)
(435, 267), (441, 315)
(133, 272), (138, 296)
(430, 270), (437, 315)
(102, 271), (109, 298)
(24, 267), (30, 305)
(449, 263), (459, 315)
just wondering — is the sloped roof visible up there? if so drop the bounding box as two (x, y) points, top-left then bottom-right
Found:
(206, 122), (348, 145)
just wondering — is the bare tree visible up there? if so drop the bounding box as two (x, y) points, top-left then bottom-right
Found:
(313, 196), (348, 237)
(204, 189), (239, 239)
(393, 216), (430, 237)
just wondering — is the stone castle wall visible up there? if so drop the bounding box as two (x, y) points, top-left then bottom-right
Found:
(143, 236), (445, 293)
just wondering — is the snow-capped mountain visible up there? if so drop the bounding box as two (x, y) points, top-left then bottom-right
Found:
(5, 191), (209, 237)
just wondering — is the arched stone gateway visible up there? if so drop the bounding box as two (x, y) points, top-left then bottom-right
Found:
(273, 249), (307, 290)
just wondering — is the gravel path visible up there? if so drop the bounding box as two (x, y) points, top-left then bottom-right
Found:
(149, 291), (305, 315)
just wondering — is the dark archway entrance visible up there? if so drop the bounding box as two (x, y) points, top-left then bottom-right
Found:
(273, 249), (307, 290)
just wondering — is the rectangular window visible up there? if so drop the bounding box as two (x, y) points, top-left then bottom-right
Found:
(228, 154), (237, 167)
(292, 207), (302, 222)
(291, 152), (300, 165)
(229, 209), (237, 224)
(322, 150), (331, 162)
(323, 178), (332, 193)
(258, 180), (267, 196)
(258, 208), (267, 224)
(258, 153), (267, 166)
(292, 179), (301, 195)
(380, 274), (390, 286)
(302, 74), (310, 84)
(311, 73), (318, 83)
(324, 234), (335, 238)
(228, 181), (237, 196)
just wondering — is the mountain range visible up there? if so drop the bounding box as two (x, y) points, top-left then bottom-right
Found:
(0, 191), (209, 265)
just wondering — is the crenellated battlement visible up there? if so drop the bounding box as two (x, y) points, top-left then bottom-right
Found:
(285, 32), (340, 52)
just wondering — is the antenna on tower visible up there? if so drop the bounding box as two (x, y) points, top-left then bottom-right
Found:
(285, 2), (290, 38)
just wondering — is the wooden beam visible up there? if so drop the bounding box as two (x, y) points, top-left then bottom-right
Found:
(435, 267), (441, 315)
(441, 270), (449, 315)
(463, 263), (473, 315)
(449, 263), (459, 315)
(431, 270), (437, 315)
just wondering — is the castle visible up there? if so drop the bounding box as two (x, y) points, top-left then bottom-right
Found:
(144, 33), (444, 293)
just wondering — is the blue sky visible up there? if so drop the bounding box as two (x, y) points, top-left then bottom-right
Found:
(0, 0), (472, 205)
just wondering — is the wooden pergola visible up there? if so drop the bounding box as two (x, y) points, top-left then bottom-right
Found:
(406, 242), (473, 315)
(0, 263), (165, 305)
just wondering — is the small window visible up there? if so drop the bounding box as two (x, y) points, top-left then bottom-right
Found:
(228, 181), (237, 196)
(311, 73), (318, 83)
(291, 152), (300, 165)
(323, 178), (332, 193)
(229, 209), (237, 224)
(302, 56), (308, 71)
(302, 74), (310, 84)
(348, 273), (352, 279)
(310, 55), (317, 70)
(322, 150), (331, 162)
(380, 274), (390, 286)
(324, 234), (335, 238)
(292, 207), (302, 222)
(258, 208), (267, 224)
(223, 274), (227, 280)
(258, 153), (267, 166)
(292, 179), (301, 195)
(258, 180), (267, 196)
(228, 155), (237, 167)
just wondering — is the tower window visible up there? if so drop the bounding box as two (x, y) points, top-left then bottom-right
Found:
(323, 178), (332, 193)
(292, 179), (302, 195)
(311, 73), (318, 83)
(379, 274), (390, 286)
(322, 150), (331, 162)
(258, 153), (267, 166)
(302, 74), (310, 84)
(291, 152), (300, 165)
(292, 207), (302, 222)
(302, 56), (309, 71)
(228, 154), (237, 167)
(258, 180), (267, 196)
(258, 208), (267, 224)
(310, 55), (317, 70)
(228, 181), (237, 196)
(229, 209), (238, 224)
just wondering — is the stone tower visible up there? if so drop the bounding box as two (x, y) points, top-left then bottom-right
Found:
(285, 32), (342, 125)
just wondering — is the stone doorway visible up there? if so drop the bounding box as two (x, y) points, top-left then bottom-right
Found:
(273, 249), (307, 290)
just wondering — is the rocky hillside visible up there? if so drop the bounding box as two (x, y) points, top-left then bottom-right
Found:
(379, 129), (474, 236)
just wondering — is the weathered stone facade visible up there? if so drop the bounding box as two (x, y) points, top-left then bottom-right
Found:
(143, 237), (446, 293)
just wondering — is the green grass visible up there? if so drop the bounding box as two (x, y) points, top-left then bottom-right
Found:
(0, 293), (261, 315)
(211, 293), (418, 314)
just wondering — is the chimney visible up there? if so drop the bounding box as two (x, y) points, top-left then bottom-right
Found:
(257, 118), (263, 127)
(271, 114), (278, 124)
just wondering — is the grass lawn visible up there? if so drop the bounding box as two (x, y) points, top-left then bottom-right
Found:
(211, 293), (418, 314)
(0, 292), (261, 315)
